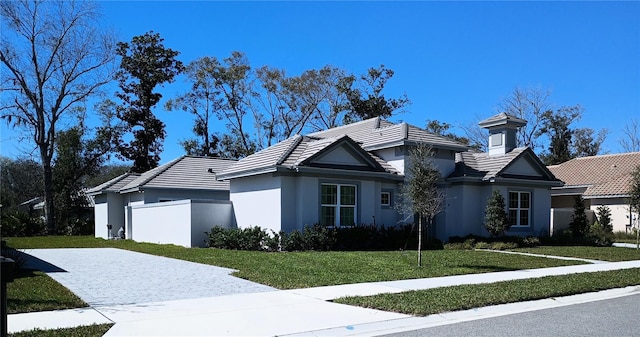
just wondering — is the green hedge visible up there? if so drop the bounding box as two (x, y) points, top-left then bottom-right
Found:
(206, 224), (431, 251)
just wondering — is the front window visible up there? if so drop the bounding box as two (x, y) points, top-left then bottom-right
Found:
(321, 184), (356, 226)
(509, 191), (530, 227)
(381, 192), (391, 207)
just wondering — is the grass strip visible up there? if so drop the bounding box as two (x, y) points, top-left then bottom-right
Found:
(8, 324), (113, 337)
(7, 269), (87, 314)
(510, 245), (640, 262)
(5, 236), (584, 289)
(335, 268), (640, 316)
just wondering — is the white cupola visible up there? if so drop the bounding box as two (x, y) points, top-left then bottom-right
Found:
(478, 113), (527, 156)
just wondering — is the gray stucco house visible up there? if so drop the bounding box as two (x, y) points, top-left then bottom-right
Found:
(87, 156), (235, 245)
(217, 113), (562, 241)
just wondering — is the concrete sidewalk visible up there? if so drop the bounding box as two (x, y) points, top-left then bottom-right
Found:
(8, 259), (640, 336)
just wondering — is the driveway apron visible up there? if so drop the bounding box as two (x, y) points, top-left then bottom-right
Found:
(23, 248), (275, 307)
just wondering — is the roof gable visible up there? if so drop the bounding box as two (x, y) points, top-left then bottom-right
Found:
(86, 172), (140, 195)
(448, 147), (560, 184)
(301, 136), (385, 172)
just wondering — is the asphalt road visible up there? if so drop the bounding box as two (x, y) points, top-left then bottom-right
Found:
(380, 293), (640, 337)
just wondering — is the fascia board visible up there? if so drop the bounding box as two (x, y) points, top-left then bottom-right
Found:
(215, 167), (278, 181)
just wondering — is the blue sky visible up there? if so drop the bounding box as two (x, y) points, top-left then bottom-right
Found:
(2, 1), (639, 164)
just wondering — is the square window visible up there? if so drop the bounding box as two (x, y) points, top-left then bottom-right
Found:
(340, 207), (355, 226)
(340, 185), (356, 205)
(320, 183), (357, 227)
(321, 185), (337, 205)
(321, 206), (335, 226)
(381, 192), (391, 206)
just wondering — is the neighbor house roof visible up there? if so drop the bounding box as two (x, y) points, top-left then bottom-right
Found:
(119, 156), (236, 193)
(219, 117), (468, 180)
(548, 152), (640, 198)
(86, 172), (141, 196)
(448, 147), (561, 185)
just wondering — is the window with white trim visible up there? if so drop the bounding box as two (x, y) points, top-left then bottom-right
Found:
(381, 192), (391, 207)
(321, 183), (356, 226)
(508, 191), (530, 227)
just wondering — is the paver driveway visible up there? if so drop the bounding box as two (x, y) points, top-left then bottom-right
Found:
(24, 248), (275, 307)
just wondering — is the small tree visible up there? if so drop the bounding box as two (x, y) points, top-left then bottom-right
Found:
(484, 190), (510, 237)
(595, 205), (613, 233)
(397, 144), (443, 267)
(569, 196), (589, 237)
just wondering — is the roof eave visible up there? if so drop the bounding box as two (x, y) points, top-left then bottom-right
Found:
(583, 194), (630, 200)
(292, 166), (405, 181)
(216, 167), (279, 181)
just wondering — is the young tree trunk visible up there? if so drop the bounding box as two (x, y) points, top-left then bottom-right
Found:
(417, 215), (423, 267)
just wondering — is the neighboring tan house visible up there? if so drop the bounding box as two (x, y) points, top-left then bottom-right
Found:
(87, 156), (236, 247)
(548, 152), (640, 233)
(217, 113), (562, 241)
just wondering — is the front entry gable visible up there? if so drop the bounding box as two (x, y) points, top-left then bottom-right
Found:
(498, 149), (558, 182)
(301, 136), (386, 172)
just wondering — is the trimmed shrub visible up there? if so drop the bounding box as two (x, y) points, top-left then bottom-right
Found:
(209, 223), (425, 252)
(569, 196), (589, 237)
(587, 221), (614, 247)
(484, 190), (510, 237)
(206, 226), (280, 251)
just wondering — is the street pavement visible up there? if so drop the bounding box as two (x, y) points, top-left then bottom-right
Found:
(379, 293), (640, 337)
(8, 247), (640, 336)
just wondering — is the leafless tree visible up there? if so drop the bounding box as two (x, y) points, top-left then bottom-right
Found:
(619, 119), (640, 153)
(497, 87), (553, 152)
(0, 0), (115, 233)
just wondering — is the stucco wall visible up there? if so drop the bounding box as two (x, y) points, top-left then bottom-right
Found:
(191, 200), (236, 246)
(231, 174), (282, 232)
(296, 176), (319, 229)
(94, 193), (127, 239)
(94, 196), (109, 239)
(374, 147), (405, 174)
(454, 184), (490, 238)
(130, 200), (193, 247)
(128, 200), (234, 247)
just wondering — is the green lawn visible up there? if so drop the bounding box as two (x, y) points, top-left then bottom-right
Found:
(510, 245), (640, 262)
(8, 324), (113, 337)
(6, 236), (585, 289)
(7, 269), (87, 314)
(336, 268), (640, 316)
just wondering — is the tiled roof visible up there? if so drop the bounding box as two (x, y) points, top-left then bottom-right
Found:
(86, 173), (140, 195)
(309, 117), (469, 151)
(448, 148), (529, 180)
(220, 117), (469, 179)
(217, 135), (303, 178)
(548, 152), (640, 197)
(478, 112), (527, 128)
(119, 156), (236, 193)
